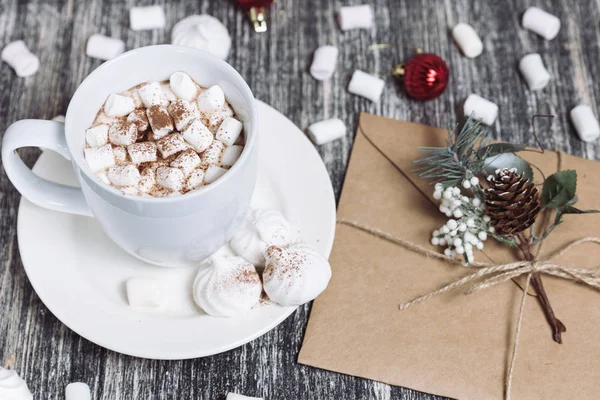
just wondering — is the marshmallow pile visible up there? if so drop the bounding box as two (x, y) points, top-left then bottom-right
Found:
(188, 208), (332, 317)
(84, 71), (245, 197)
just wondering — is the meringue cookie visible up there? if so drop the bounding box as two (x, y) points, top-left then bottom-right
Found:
(263, 243), (332, 306)
(193, 255), (262, 317)
(171, 15), (231, 60)
(0, 367), (33, 400)
(229, 208), (294, 267)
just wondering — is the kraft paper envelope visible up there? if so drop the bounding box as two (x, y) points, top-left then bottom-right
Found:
(299, 113), (600, 400)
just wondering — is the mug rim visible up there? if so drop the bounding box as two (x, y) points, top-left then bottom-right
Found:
(65, 45), (258, 204)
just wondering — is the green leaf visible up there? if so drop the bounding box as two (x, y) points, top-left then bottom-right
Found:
(482, 153), (534, 181)
(477, 143), (527, 158)
(560, 206), (600, 214)
(542, 170), (577, 209)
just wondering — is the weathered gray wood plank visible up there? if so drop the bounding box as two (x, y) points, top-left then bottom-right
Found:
(1, 0), (598, 399)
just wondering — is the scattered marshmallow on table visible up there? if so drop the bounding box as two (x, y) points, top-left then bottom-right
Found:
(310, 45), (338, 81)
(65, 382), (91, 400)
(86, 124), (109, 147)
(464, 94), (498, 126)
(51, 115), (65, 122)
(519, 53), (550, 91)
(570, 104), (600, 142)
(0, 367), (33, 400)
(338, 4), (374, 31)
(204, 165), (227, 184)
(126, 277), (166, 309)
(84, 144), (115, 172)
(86, 34), (125, 61)
(221, 145), (243, 167)
(197, 85), (225, 112)
(226, 393), (264, 400)
(216, 117), (243, 146)
(1, 40), (39, 77)
(452, 23), (483, 58)
(129, 5), (166, 31)
(138, 81), (168, 107)
(107, 164), (140, 187)
(181, 119), (214, 152)
(171, 15), (231, 60)
(156, 166), (185, 191)
(170, 71), (198, 101)
(308, 118), (346, 145)
(522, 7), (561, 40)
(104, 93), (135, 117)
(348, 70), (385, 103)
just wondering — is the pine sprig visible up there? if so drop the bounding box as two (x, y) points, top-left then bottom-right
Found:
(414, 118), (491, 188)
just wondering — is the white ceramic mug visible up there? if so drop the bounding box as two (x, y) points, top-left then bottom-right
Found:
(2, 45), (258, 267)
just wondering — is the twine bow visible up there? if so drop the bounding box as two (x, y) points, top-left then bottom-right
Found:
(336, 218), (600, 399)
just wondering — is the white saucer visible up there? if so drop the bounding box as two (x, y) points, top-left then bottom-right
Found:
(17, 100), (336, 360)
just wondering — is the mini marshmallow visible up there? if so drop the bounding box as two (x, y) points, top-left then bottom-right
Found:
(161, 83), (178, 102)
(156, 166), (185, 192)
(127, 109), (149, 132)
(226, 394), (263, 400)
(129, 5), (166, 31)
(146, 105), (174, 138)
(51, 115), (65, 122)
(197, 85), (225, 112)
(204, 165), (227, 184)
(519, 53), (550, 91)
(128, 141), (157, 164)
(168, 100), (200, 131)
(522, 7), (560, 40)
(570, 104), (600, 142)
(138, 169), (156, 193)
(171, 149), (201, 176)
(84, 144), (115, 172)
(452, 23), (483, 58)
(156, 133), (188, 158)
(464, 94), (498, 126)
(310, 45), (338, 81)
(85, 124), (109, 147)
(221, 145), (243, 167)
(113, 146), (128, 163)
(107, 164), (140, 187)
(65, 382), (91, 400)
(348, 70), (385, 102)
(104, 94), (135, 117)
(216, 117), (243, 146)
(138, 81), (168, 108)
(97, 170), (110, 185)
(201, 140), (224, 165)
(187, 169), (205, 190)
(170, 71), (197, 101)
(121, 186), (140, 196)
(1, 40), (39, 77)
(307, 118), (346, 145)
(338, 5), (374, 31)
(108, 121), (137, 146)
(126, 277), (166, 308)
(182, 119), (213, 152)
(205, 105), (234, 132)
(86, 34), (125, 61)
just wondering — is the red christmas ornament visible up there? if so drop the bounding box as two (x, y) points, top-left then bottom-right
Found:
(394, 52), (449, 101)
(237, 0), (274, 32)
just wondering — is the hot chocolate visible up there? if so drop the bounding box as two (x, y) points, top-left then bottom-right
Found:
(83, 72), (245, 197)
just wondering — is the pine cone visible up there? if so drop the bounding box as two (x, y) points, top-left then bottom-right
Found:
(484, 168), (541, 235)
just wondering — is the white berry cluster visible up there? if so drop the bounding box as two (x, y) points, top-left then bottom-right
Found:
(431, 183), (493, 265)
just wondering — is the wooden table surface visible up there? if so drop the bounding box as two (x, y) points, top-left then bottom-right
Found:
(1, 0), (599, 399)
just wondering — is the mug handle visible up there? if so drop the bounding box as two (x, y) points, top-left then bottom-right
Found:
(2, 119), (93, 216)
